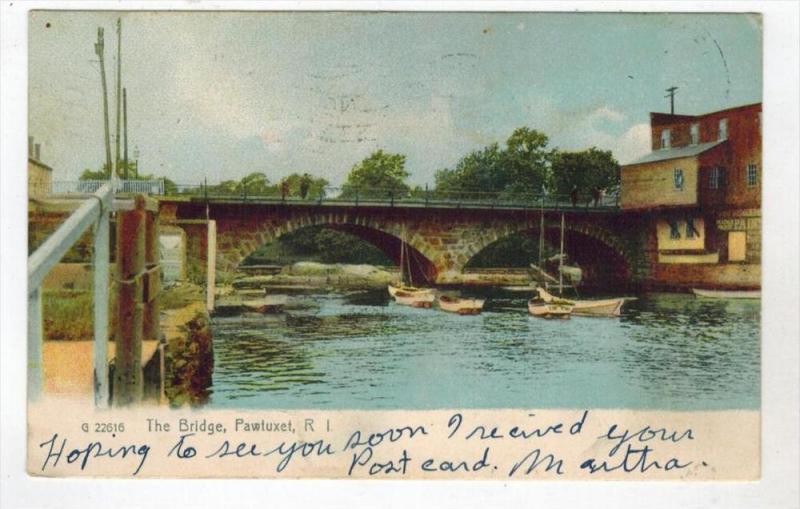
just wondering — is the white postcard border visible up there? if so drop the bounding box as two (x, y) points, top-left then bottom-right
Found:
(2, 1), (798, 507)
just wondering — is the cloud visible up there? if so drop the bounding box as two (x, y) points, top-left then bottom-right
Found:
(612, 123), (652, 164)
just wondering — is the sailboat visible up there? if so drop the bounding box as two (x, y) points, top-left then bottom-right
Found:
(389, 226), (435, 307)
(534, 287), (629, 317)
(529, 211), (630, 318)
(529, 212), (574, 319)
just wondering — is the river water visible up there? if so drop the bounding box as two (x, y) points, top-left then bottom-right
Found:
(207, 290), (760, 411)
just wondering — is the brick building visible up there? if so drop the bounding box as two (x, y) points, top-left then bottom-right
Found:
(621, 103), (761, 290)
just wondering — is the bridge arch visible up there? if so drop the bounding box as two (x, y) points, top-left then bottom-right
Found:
(460, 220), (633, 287)
(214, 211), (438, 283)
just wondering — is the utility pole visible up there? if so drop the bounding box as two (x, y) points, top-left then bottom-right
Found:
(123, 88), (129, 179)
(665, 86), (678, 115)
(115, 17), (122, 178)
(95, 27), (113, 178)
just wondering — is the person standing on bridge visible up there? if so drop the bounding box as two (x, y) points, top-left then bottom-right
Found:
(570, 185), (579, 208)
(299, 173), (312, 200)
(280, 179), (290, 202)
(592, 186), (601, 207)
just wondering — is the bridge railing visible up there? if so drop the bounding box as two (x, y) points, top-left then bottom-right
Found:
(27, 184), (112, 407)
(42, 179), (165, 197)
(165, 183), (620, 210)
(36, 180), (619, 209)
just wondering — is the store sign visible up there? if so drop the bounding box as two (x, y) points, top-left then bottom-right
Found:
(717, 217), (760, 231)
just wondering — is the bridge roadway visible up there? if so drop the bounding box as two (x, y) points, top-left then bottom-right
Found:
(160, 193), (620, 214)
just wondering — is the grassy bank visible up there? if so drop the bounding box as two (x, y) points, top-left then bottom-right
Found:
(42, 289), (116, 341)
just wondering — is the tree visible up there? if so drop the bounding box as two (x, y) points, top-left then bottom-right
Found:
(341, 150), (410, 199)
(434, 128), (553, 199)
(503, 127), (553, 196)
(435, 143), (505, 197)
(550, 148), (620, 202)
(237, 172), (271, 196)
(79, 168), (108, 181)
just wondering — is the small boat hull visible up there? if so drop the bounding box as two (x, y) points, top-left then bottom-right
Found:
(394, 290), (436, 308)
(692, 288), (761, 299)
(572, 298), (625, 317)
(528, 300), (572, 319)
(388, 284), (434, 298)
(438, 297), (485, 315)
(537, 288), (628, 317)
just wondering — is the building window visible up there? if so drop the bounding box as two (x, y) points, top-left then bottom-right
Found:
(660, 129), (671, 150)
(709, 167), (721, 189)
(690, 123), (700, 145)
(746, 164), (758, 187)
(718, 118), (728, 141)
(685, 217), (699, 239)
(673, 168), (684, 190)
(668, 220), (681, 240)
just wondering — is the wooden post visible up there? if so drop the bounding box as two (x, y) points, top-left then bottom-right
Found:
(206, 220), (217, 312)
(94, 27), (113, 177)
(143, 208), (160, 341)
(123, 87), (128, 179)
(114, 195), (145, 406)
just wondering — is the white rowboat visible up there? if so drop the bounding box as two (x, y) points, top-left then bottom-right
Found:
(692, 288), (761, 299)
(438, 295), (485, 315)
(536, 288), (629, 317)
(388, 284), (434, 298)
(528, 299), (572, 319)
(393, 290), (435, 308)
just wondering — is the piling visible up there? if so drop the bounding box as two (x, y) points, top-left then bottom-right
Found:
(114, 195), (145, 405)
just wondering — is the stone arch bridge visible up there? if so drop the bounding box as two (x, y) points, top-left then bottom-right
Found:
(158, 199), (647, 287)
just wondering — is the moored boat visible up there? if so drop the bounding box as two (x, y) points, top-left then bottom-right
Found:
(527, 297), (572, 319)
(692, 288), (761, 299)
(437, 295), (485, 315)
(536, 287), (629, 317)
(393, 290), (435, 308)
(388, 283), (435, 298)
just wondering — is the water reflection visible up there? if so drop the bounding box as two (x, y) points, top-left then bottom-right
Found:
(209, 291), (760, 410)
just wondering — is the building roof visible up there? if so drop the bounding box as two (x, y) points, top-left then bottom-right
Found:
(28, 157), (53, 172)
(625, 140), (726, 166)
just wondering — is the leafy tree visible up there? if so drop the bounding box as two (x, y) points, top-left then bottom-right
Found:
(211, 180), (240, 195)
(313, 228), (390, 265)
(237, 172), (271, 196)
(550, 148), (620, 201)
(434, 143), (505, 197)
(280, 173), (329, 200)
(434, 128), (552, 199)
(79, 168), (108, 181)
(341, 150), (409, 199)
(503, 127), (553, 196)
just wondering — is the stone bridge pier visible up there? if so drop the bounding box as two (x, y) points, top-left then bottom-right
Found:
(158, 200), (647, 288)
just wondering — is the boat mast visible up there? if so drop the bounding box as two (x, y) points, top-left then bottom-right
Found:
(559, 212), (565, 296)
(399, 225), (406, 285)
(538, 200), (545, 271)
(406, 235), (414, 286)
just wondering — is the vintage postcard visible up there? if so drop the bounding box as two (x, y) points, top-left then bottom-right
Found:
(10, 5), (790, 489)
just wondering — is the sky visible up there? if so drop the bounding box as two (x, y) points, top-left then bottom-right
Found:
(28, 11), (762, 187)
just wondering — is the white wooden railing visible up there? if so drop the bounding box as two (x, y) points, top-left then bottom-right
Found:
(27, 184), (112, 407)
(46, 179), (165, 196)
